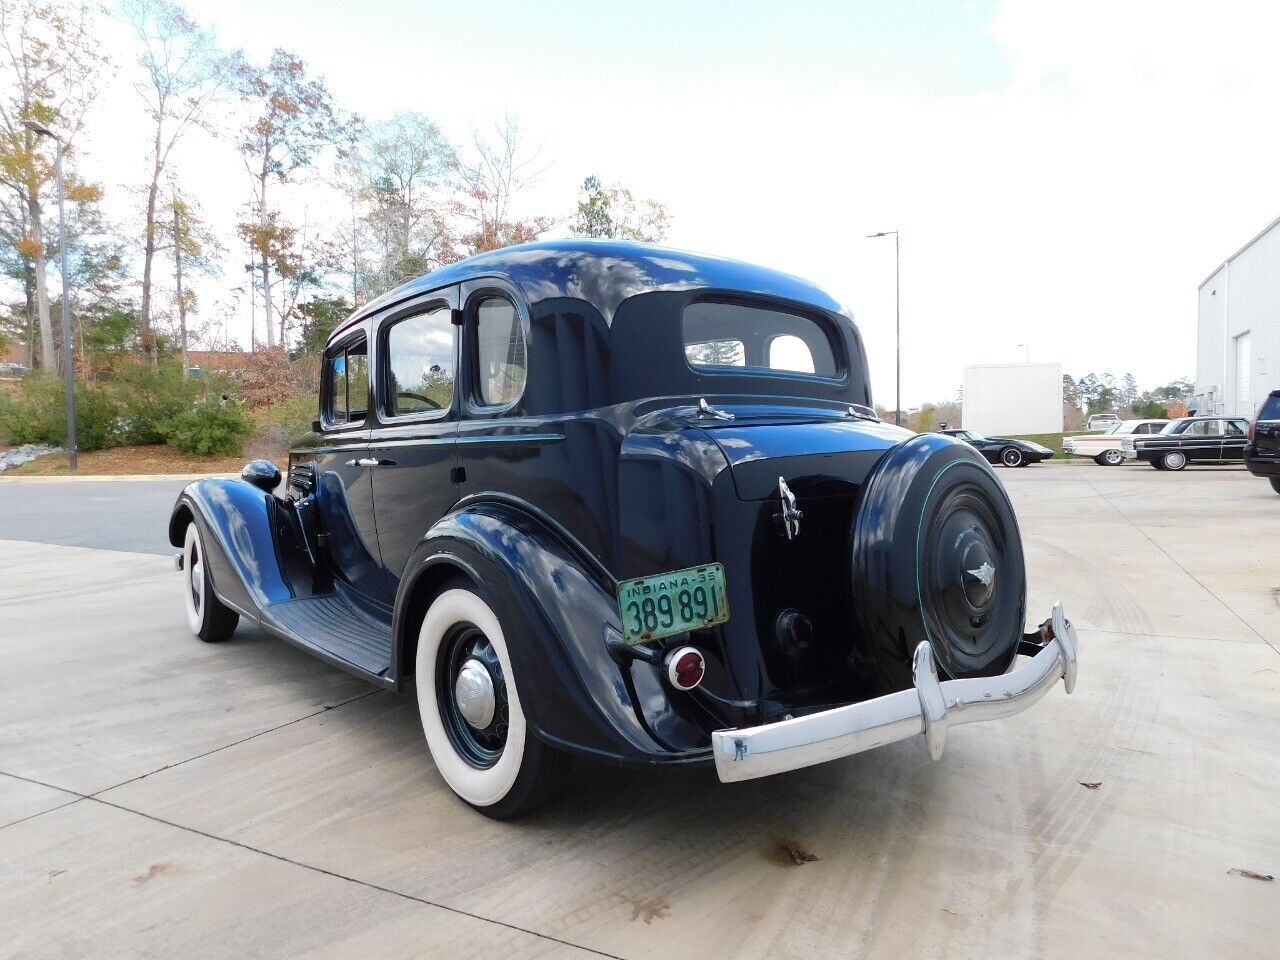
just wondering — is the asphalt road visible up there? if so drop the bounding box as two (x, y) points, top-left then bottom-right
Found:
(1, 464), (1278, 959)
(0, 477), (195, 555)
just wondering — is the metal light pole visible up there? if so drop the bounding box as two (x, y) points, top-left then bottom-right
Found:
(23, 120), (77, 470)
(867, 230), (900, 425)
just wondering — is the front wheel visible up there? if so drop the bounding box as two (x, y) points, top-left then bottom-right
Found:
(1270, 477), (1280, 495)
(182, 522), (239, 643)
(1101, 449), (1125, 466)
(1000, 447), (1023, 468)
(415, 580), (567, 819)
(1161, 451), (1188, 471)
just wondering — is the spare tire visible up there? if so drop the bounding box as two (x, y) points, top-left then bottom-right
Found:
(850, 433), (1026, 694)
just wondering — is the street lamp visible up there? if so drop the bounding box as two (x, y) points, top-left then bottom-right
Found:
(867, 230), (900, 426)
(23, 119), (77, 470)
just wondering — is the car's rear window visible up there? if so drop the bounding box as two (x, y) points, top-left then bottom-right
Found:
(683, 301), (838, 377)
(1259, 394), (1280, 421)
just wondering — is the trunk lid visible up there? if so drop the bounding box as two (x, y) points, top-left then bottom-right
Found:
(699, 415), (913, 500)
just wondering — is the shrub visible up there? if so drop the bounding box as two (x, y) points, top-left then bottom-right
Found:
(0, 373), (122, 451)
(111, 363), (208, 445)
(159, 399), (254, 456)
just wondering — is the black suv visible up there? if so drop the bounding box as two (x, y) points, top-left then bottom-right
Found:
(1245, 390), (1280, 494)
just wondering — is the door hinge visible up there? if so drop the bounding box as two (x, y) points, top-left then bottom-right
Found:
(316, 532), (330, 549)
(450, 308), (463, 326)
(450, 466), (466, 484)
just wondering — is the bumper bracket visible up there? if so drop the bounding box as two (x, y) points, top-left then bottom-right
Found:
(711, 601), (1079, 783)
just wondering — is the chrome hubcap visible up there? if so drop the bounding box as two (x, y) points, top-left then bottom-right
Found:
(454, 658), (496, 729)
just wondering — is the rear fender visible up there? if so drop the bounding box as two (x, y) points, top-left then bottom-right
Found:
(168, 478), (313, 619)
(392, 499), (709, 765)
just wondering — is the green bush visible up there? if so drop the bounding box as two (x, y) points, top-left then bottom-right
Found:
(0, 373), (122, 451)
(159, 399), (253, 456)
(112, 363), (208, 445)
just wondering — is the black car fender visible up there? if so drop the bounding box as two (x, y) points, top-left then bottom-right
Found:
(392, 497), (711, 766)
(168, 478), (301, 621)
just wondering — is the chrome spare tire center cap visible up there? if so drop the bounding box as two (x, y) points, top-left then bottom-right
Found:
(455, 658), (496, 730)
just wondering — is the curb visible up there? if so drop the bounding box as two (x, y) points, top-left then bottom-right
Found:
(0, 473), (237, 483)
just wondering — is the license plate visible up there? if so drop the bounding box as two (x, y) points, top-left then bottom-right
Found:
(617, 563), (729, 645)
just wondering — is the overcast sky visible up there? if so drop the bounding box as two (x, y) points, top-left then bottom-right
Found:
(79, 0), (1280, 407)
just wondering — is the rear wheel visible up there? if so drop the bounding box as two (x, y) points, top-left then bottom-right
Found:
(851, 435), (1025, 693)
(1270, 477), (1280, 495)
(415, 579), (567, 819)
(1101, 449), (1125, 466)
(1000, 447), (1023, 468)
(1161, 451), (1188, 471)
(182, 522), (239, 643)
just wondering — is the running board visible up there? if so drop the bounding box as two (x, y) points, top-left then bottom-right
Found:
(262, 590), (393, 680)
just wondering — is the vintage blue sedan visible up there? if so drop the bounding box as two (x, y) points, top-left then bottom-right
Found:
(169, 240), (1077, 818)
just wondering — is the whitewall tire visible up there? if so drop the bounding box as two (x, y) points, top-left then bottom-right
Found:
(182, 522), (239, 643)
(1162, 451), (1188, 471)
(415, 582), (566, 818)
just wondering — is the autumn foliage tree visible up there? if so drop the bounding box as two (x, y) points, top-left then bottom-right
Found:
(0, 0), (107, 370)
(236, 48), (350, 348)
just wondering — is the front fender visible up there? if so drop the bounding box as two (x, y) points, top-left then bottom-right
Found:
(168, 478), (306, 619)
(393, 500), (710, 766)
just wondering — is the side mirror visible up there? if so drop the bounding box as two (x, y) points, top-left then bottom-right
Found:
(241, 459), (282, 493)
(311, 418), (322, 433)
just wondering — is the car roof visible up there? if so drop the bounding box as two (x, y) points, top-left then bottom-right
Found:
(329, 239), (849, 344)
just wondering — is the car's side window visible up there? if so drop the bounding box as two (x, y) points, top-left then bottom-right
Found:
(385, 306), (455, 418)
(475, 296), (527, 407)
(1224, 420), (1245, 437)
(324, 337), (368, 426)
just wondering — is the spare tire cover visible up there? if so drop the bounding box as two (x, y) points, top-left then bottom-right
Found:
(851, 433), (1026, 693)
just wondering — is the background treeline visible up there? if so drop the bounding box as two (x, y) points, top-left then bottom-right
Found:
(0, 0), (669, 456)
(888, 373), (1195, 435)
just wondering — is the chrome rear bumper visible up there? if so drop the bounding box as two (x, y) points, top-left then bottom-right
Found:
(711, 601), (1078, 783)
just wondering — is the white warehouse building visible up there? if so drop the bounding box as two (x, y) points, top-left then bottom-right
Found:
(1196, 214), (1279, 417)
(962, 362), (1063, 436)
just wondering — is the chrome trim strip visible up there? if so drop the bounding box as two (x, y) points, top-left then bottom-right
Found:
(454, 433), (566, 445)
(711, 601), (1078, 783)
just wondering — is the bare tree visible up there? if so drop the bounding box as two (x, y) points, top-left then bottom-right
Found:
(358, 111), (456, 290)
(454, 114), (553, 255)
(124, 0), (235, 364)
(0, 0), (107, 370)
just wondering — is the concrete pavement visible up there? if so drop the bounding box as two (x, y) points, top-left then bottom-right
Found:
(1, 464), (1277, 958)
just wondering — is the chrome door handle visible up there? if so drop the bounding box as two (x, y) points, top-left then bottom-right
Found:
(345, 458), (380, 467)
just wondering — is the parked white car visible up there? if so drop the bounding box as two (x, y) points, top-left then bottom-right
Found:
(1086, 413), (1121, 431)
(1063, 419), (1169, 465)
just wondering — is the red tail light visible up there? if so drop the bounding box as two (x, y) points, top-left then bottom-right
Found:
(1249, 415), (1257, 442)
(665, 647), (705, 690)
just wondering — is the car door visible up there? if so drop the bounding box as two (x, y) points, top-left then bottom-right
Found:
(369, 289), (461, 589)
(452, 280), (566, 525)
(313, 329), (388, 601)
(1221, 419), (1248, 462)
(1175, 419), (1214, 462)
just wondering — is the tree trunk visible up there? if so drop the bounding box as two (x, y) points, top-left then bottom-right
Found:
(22, 261), (37, 368)
(174, 204), (188, 378)
(255, 171), (275, 349)
(262, 246), (274, 348)
(139, 159), (161, 366)
(27, 196), (54, 371)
